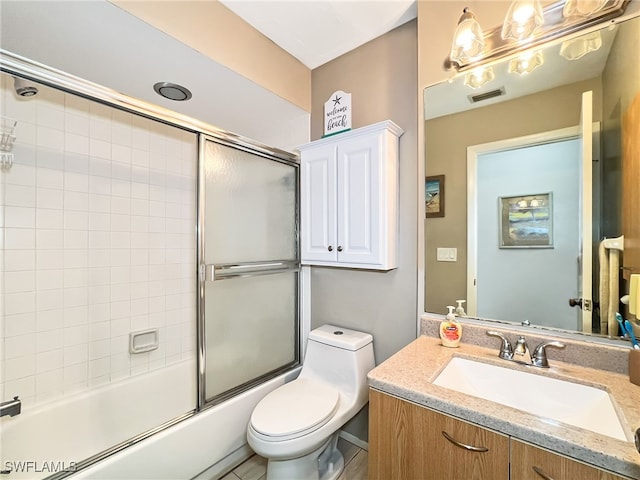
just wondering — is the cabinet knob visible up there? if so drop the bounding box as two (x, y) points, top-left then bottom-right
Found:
(328, 246), (333, 252)
(337, 246), (343, 252)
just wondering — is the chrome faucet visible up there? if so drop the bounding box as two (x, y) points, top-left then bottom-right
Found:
(486, 332), (565, 368)
(0, 396), (21, 417)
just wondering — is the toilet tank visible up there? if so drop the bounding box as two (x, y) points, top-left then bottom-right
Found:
(300, 325), (375, 400)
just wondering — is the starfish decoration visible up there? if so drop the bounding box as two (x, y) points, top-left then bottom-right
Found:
(332, 95), (342, 106)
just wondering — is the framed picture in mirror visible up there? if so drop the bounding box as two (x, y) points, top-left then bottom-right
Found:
(425, 175), (444, 218)
(499, 193), (553, 248)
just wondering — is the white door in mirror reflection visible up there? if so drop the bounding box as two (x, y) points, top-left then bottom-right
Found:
(467, 91), (594, 333)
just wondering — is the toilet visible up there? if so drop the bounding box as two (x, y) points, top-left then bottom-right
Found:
(247, 324), (375, 480)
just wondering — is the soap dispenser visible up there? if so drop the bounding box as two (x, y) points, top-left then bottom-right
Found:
(440, 306), (462, 348)
(455, 300), (467, 317)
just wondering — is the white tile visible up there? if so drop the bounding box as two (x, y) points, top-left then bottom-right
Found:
(64, 230), (88, 249)
(111, 179), (131, 197)
(36, 229), (64, 250)
(36, 167), (63, 189)
(112, 121), (132, 147)
(131, 183), (149, 201)
(88, 248), (109, 268)
(65, 153), (90, 174)
(5, 354), (36, 380)
(36, 209), (63, 229)
(5, 184), (36, 207)
(36, 249), (65, 270)
(36, 309), (64, 332)
(110, 231), (130, 249)
(63, 249), (88, 269)
(89, 338), (110, 360)
(110, 300), (131, 320)
(36, 269), (63, 291)
(112, 144), (131, 164)
(64, 268), (88, 288)
(64, 211), (88, 230)
(88, 212), (110, 231)
(6, 163), (37, 187)
(149, 185), (166, 201)
(63, 362), (88, 386)
(131, 216), (149, 233)
(149, 200), (165, 217)
(89, 321), (110, 341)
(5, 291), (36, 315)
(5, 227), (35, 249)
(90, 102), (112, 120)
(111, 214), (131, 232)
(89, 157), (111, 178)
(64, 172), (89, 193)
(90, 138), (111, 160)
(64, 191), (89, 212)
(4, 270), (35, 293)
(36, 369), (63, 399)
(87, 267), (110, 286)
(89, 356), (110, 377)
(110, 249), (131, 267)
(64, 287), (88, 308)
(37, 125), (64, 150)
(88, 231), (110, 249)
(89, 174), (111, 195)
(131, 167), (148, 184)
(111, 283), (130, 302)
(4, 333), (36, 359)
(4, 312), (36, 337)
(131, 232), (149, 249)
(65, 93), (91, 115)
(65, 132), (90, 155)
(88, 304), (111, 324)
(110, 265), (131, 284)
(36, 288), (63, 312)
(5, 250), (36, 271)
(131, 266), (149, 283)
(111, 196), (131, 215)
(63, 306), (88, 327)
(88, 285), (110, 304)
(36, 349), (63, 373)
(37, 187), (64, 209)
(130, 282), (149, 299)
(131, 148), (150, 168)
(90, 117), (111, 142)
(65, 111), (90, 136)
(63, 325), (88, 347)
(131, 314), (149, 330)
(149, 217), (165, 233)
(89, 193), (111, 213)
(110, 334), (129, 354)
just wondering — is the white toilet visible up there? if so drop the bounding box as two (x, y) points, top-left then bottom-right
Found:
(247, 324), (375, 480)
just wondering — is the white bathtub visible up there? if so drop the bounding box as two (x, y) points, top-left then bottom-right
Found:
(1, 359), (300, 480)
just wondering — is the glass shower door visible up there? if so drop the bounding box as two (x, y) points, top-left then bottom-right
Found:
(199, 136), (299, 403)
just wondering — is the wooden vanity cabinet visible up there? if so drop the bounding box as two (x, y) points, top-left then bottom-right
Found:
(510, 439), (628, 480)
(369, 390), (631, 480)
(369, 389), (510, 480)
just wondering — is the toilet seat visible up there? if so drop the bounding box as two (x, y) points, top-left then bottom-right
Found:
(250, 378), (340, 440)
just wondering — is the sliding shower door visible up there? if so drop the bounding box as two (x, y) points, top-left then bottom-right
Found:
(199, 136), (299, 404)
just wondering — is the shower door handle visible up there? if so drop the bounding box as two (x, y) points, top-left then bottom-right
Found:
(203, 260), (299, 282)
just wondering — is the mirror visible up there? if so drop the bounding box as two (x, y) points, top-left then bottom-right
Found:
(424, 13), (640, 339)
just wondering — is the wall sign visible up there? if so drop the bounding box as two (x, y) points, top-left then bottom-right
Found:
(323, 90), (351, 137)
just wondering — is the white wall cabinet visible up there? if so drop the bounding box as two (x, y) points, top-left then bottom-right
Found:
(298, 120), (403, 270)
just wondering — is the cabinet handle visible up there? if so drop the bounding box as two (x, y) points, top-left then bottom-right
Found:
(328, 246), (333, 252)
(532, 466), (555, 480)
(441, 431), (489, 452)
(337, 246), (343, 252)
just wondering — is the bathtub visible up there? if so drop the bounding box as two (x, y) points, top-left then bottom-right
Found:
(1, 359), (300, 480)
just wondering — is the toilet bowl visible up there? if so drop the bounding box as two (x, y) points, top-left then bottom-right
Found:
(247, 324), (375, 480)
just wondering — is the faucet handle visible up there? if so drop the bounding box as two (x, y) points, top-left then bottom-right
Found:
(532, 341), (565, 368)
(486, 331), (513, 360)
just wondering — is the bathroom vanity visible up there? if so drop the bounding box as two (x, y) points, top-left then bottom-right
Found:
(367, 319), (640, 479)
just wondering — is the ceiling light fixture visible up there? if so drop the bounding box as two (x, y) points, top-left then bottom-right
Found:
(464, 67), (495, 89)
(153, 82), (192, 101)
(444, 0), (627, 73)
(560, 30), (603, 60)
(501, 0), (545, 41)
(447, 8), (485, 69)
(508, 51), (545, 75)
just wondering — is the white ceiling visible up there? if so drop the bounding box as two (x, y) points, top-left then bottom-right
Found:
(219, 0), (417, 69)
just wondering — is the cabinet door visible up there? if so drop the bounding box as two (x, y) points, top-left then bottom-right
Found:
(336, 132), (381, 266)
(300, 143), (337, 262)
(369, 389), (509, 480)
(510, 439), (628, 480)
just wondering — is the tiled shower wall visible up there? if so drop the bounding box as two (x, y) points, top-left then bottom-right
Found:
(0, 75), (197, 407)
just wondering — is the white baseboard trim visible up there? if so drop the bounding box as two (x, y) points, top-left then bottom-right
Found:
(338, 430), (368, 451)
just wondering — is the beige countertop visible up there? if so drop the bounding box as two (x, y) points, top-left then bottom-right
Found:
(368, 335), (640, 479)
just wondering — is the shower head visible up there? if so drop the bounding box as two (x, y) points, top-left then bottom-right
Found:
(13, 77), (38, 97)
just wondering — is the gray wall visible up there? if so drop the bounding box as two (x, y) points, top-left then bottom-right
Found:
(310, 20), (418, 440)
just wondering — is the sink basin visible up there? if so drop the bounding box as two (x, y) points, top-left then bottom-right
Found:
(433, 357), (627, 441)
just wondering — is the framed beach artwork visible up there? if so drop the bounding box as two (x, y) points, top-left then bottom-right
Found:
(499, 193), (553, 248)
(425, 175), (444, 218)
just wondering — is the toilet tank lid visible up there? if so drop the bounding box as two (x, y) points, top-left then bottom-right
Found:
(308, 324), (373, 351)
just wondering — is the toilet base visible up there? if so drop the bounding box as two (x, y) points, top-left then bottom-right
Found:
(265, 433), (344, 480)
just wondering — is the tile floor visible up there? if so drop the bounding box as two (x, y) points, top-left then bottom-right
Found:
(220, 437), (368, 480)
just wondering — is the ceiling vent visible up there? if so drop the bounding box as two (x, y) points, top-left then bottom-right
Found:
(468, 87), (506, 104)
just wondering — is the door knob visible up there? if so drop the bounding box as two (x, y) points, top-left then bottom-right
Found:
(337, 246), (343, 252)
(568, 298), (583, 308)
(328, 245), (333, 252)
